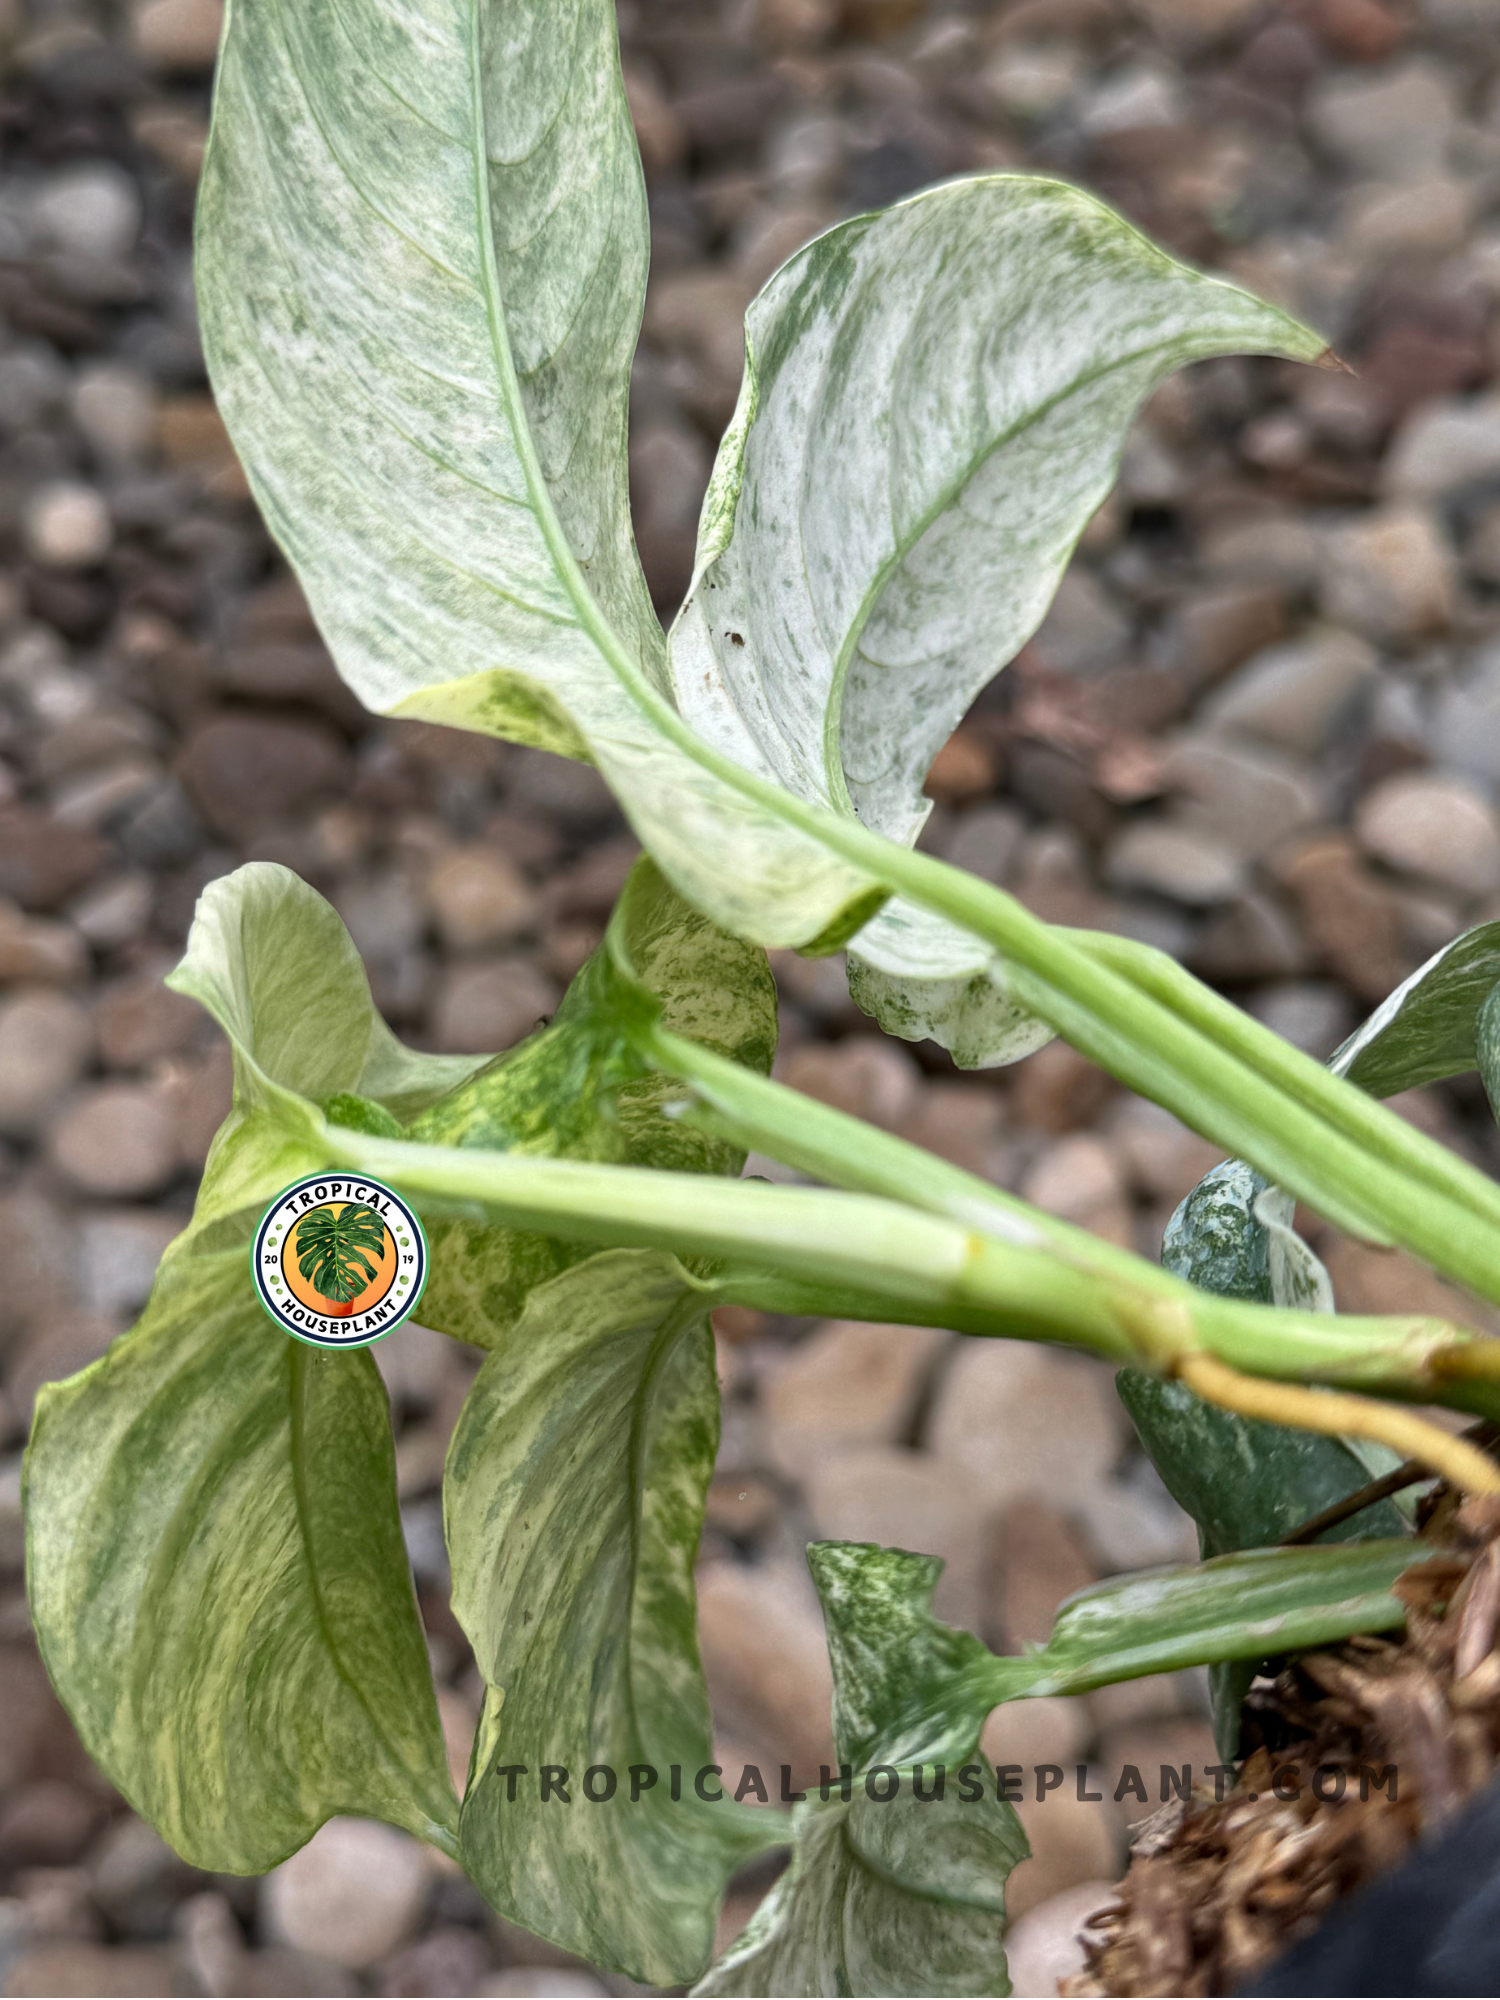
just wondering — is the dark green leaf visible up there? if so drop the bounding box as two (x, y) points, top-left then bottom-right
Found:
(447, 1250), (781, 1987)
(1334, 922), (1500, 1097)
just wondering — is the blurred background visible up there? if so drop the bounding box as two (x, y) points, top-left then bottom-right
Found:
(2, 0), (1500, 1993)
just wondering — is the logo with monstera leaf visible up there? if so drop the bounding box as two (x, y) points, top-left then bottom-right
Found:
(251, 1174), (426, 1347)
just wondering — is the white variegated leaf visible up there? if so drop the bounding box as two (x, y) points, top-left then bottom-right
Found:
(199, 7), (1324, 1000)
(669, 177), (1327, 1062)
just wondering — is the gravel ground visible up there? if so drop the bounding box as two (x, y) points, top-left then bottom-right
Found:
(3, 0), (1500, 1994)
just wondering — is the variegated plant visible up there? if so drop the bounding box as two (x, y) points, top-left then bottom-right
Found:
(24, 4), (1500, 1993)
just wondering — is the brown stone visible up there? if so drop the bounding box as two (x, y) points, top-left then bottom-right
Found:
(759, 1320), (949, 1478)
(986, 1499), (1099, 1651)
(5, 1941), (197, 1996)
(924, 728), (998, 804)
(94, 968), (203, 1070)
(0, 1781), (109, 1867)
(1009, 1787), (1124, 1921)
(1320, 1238), (1500, 1338)
(1012, 1040), (1118, 1135)
(1276, 834), (1412, 1003)
(777, 1037), (923, 1131)
(178, 717), (351, 844)
(696, 1560), (835, 1789)
(0, 807), (105, 913)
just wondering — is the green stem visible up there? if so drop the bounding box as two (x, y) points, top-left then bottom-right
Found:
(328, 1125), (1496, 1417)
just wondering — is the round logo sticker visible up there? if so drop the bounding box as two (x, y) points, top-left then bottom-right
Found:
(251, 1175), (427, 1348)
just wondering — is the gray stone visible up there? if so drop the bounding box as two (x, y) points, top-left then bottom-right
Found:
(262, 1819), (433, 1971)
(1247, 980), (1355, 1058)
(94, 969), (203, 1070)
(1384, 393), (1500, 501)
(0, 989), (92, 1137)
(8, 1313), (121, 1426)
(927, 1341), (1123, 1513)
(1342, 178), (1474, 263)
(1319, 508), (1453, 642)
(77, 1210), (180, 1318)
(1078, 64), (1182, 137)
(1028, 570), (1129, 676)
(21, 483), (112, 570)
(1189, 890), (1308, 983)
(1356, 770), (1500, 895)
(1427, 641), (1500, 787)
(980, 1696), (1092, 1778)
(68, 873), (154, 950)
(803, 1447), (987, 1630)
(1105, 1098), (1225, 1206)
(759, 1320), (950, 1479)
(1165, 733), (1324, 861)
(1200, 626), (1376, 755)
(940, 803), (1026, 886)
(480, 1973), (608, 1998)
(71, 363), (157, 467)
(430, 957), (558, 1054)
(1307, 60), (1455, 182)
(4, 1942), (195, 1998)
(30, 163), (142, 263)
(1200, 514), (1320, 593)
(333, 875), (424, 965)
(47, 1084), (179, 1198)
(1105, 821), (1245, 906)
(1008, 1792), (1123, 1923)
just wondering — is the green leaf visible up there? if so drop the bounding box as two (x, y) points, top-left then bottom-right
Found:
(445, 1249), (781, 1987)
(1333, 921), (1500, 1096)
(1126, 1157), (1405, 1751)
(199, 10), (1322, 995)
(670, 178), (1326, 1064)
(1117, 1374), (1408, 1563)
(25, 1244), (456, 1870)
(26, 862), (470, 1870)
(982, 1538), (1435, 1701)
(409, 856), (777, 1343)
(696, 1542), (1025, 2000)
(164, 862), (482, 1245)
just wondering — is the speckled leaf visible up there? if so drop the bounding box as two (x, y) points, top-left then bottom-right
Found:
(25, 863), (465, 1868)
(200, 12), (1323, 982)
(196, 0), (879, 954)
(409, 856), (776, 1343)
(1125, 1159), (1404, 1752)
(670, 176), (1325, 1064)
(25, 1246), (456, 1870)
(446, 1250), (780, 1986)
(696, 1543), (1024, 1999)
(1333, 922), (1500, 1097)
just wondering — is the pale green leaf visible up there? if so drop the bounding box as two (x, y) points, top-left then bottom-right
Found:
(670, 177), (1327, 1064)
(446, 1250), (781, 1986)
(200, 12), (1324, 988)
(25, 1245), (456, 1870)
(197, 0), (876, 953)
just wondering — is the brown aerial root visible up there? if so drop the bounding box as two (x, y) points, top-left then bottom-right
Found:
(1065, 1494), (1500, 1998)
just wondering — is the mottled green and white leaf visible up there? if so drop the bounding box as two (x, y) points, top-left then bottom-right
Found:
(26, 1247), (456, 1870)
(696, 1541), (1024, 1999)
(447, 1250), (780, 1986)
(670, 177), (1327, 1063)
(199, 8), (1325, 993)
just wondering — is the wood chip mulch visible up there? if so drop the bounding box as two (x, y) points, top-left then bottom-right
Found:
(1065, 1494), (1500, 1997)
